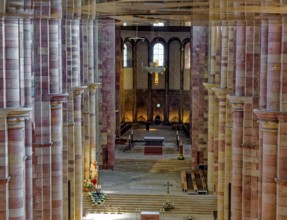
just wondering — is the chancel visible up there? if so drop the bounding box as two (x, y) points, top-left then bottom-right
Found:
(1, 1), (287, 220)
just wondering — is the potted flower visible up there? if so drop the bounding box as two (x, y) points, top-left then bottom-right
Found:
(83, 179), (93, 192)
(178, 154), (184, 160)
(163, 201), (174, 211)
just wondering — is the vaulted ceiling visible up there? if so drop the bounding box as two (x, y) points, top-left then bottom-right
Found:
(3, 0), (287, 26)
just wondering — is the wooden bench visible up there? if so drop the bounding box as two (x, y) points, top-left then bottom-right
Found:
(181, 171), (187, 192)
(191, 170), (198, 193)
(199, 169), (207, 190)
(144, 136), (165, 146)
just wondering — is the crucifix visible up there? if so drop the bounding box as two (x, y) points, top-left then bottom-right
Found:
(164, 181), (173, 195)
(144, 60), (166, 85)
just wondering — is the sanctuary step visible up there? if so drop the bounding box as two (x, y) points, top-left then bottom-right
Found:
(114, 158), (192, 173)
(144, 146), (163, 155)
(83, 193), (217, 215)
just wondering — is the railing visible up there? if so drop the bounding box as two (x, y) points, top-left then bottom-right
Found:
(182, 123), (190, 138)
(120, 122), (132, 136)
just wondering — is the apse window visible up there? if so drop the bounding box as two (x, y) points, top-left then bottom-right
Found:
(153, 43), (164, 66)
(123, 43), (132, 67)
(153, 22), (164, 26)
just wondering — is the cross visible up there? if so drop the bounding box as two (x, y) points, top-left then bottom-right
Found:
(164, 181), (173, 195)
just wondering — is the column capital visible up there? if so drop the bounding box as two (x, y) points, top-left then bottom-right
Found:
(227, 95), (244, 111)
(0, 108), (32, 128)
(253, 109), (278, 122)
(0, 107), (32, 118)
(203, 83), (220, 93)
(212, 88), (226, 100)
(50, 93), (69, 102)
(88, 82), (101, 90)
(274, 177), (287, 186)
(254, 109), (279, 131)
(50, 93), (69, 108)
(72, 86), (87, 96)
(0, 177), (11, 185)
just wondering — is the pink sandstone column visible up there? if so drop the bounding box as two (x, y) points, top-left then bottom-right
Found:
(275, 114), (287, 220)
(62, 101), (69, 220)
(98, 19), (116, 170)
(213, 88), (226, 220)
(260, 20), (268, 109)
(89, 83), (101, 170)
(23, 18), (33, 220)
(24, 118), (33, 220)
(0, 114), (9, 220)
(5, 17), (20, 107)
(203, 83), (219, 193)
(191, 26), (209, 169)
(224, 103), (232, 220)
(32, 142), (44, 219)
(7, 108), (31, 220)
(254, 110), (278, 220)
(267, 20), (281, 111)
(73, 86), (86, 220)
(242, 97), (253, 219)
(50, 95), (67, 220)
(235, 21), (246, 96)
(227, 96), (244, 220)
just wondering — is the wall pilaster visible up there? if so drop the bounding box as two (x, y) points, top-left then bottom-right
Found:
(275, 114), (287, 220)
(73, 86), (86, 220)
(228, 95), (244, 220)
(254, 110), (278, 220)
(213, 88), (226, 220)
(50, 94), (67, 220)
(203, 83), (219, 193)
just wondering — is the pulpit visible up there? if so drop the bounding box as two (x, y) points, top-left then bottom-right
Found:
(141, 211), (160, 220)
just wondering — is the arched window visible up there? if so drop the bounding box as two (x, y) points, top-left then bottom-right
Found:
(184, 42), (191, 69)
(123, 42), (132, 67)
(153, 43), (164, 66)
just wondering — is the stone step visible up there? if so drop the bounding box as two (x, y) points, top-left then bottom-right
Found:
(114, 158), (192, 173)
(83, 193), (217, 215)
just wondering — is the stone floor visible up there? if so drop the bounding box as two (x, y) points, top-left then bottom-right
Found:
(86, 124), (214, 220)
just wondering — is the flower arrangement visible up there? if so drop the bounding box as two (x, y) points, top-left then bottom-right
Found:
(163, 201), (174, 211)
(178, 154), (185, 160)
(83, 179), (94, 192)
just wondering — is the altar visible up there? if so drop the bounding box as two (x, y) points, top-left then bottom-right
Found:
(144, 136), (165, 146)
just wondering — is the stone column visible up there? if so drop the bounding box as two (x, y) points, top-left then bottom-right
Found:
(5, 18), (20, 108)
(6, 108), (31, 220)
(254, 110), (278, 220)
(0, 115), (9, 220)
(224, 102), (232, 220)
(73, 86), (86, 220)
(24, 117), (33, 220)
(98, 19), (116, 170)
(260, 20), (268, 109)
(235, 21), (246, 96)
(213, 88), (226, 220)
(88, 83), (101, 173)
(241, 97), (253, 219)
(203, 83), (219, 193)
(275, 114), (287, 220)
(23, 18), (33, 220)
(32, 142), (43, 219)
(50, 94), (67, 220)
(228, 95), (244, 220)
